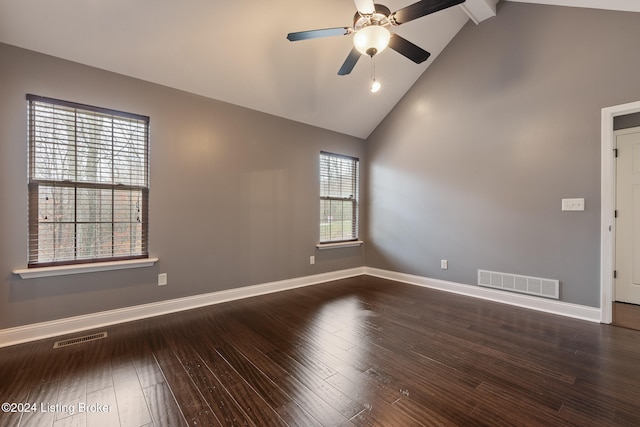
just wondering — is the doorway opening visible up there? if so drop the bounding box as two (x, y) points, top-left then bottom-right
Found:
(600, 100), (640, 325)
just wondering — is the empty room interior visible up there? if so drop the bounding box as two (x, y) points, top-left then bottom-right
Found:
(2, 0), (640, 425)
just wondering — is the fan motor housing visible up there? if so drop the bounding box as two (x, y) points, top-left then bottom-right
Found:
(353, 4), (391, 31)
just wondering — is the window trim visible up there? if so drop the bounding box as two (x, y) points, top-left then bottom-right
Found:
(13, 257), (159, 279)
(27, 94), (149, 122)
(316, 240), (364, 250)
(319, 151), (360, 245)
(26, 94), (150, 268)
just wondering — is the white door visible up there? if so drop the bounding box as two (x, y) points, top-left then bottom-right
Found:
(615, 128), (640, 305)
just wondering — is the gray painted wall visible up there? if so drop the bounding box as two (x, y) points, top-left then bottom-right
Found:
(366, 2), (640, 307)
(3, 2), (640, 330)
(614, 112), (640, 130)
(0, 43), (366, 329)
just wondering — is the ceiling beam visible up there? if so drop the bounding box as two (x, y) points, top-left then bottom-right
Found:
(504, 0), (640, 13)
(460, 0), (499, 24)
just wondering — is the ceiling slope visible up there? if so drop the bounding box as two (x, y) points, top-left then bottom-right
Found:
(0, 0), (491, 138)
(0, 0), (635, 138)
(505, 0), (640, 12)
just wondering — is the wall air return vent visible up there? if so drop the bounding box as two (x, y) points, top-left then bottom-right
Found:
(478, 270), (559, 299)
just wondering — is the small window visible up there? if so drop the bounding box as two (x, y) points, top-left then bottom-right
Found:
(27, 95), (150, 267)
(319, 151), (360, 243)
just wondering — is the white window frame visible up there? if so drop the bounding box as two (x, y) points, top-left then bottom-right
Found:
(318, 151), (362, 249)
(26, 94), (150, 268)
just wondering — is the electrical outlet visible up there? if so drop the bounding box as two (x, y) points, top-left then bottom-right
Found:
(441, 260), (448, 270)
(310, 255), (315, 265)
(158, 273), (168, 286)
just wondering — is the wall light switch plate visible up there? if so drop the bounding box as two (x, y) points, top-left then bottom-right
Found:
(310, 256), (315, 265)
(562, 198), (585, 211)
(441, 260), (448, 270)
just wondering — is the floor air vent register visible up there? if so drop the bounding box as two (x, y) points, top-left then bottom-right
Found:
(53, 332), (108, 349)
(478, 270), (559, 299)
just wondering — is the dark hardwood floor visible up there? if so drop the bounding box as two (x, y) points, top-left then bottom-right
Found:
(613, 301), (640, 331)
(2, 275), (640, 426)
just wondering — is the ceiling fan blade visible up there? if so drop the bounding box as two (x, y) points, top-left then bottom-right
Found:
(287, 27), (351, 42)
(338, 48), (362, 76)
(389, 34), (431, 64)
(390, 0), (465, 25)
(353, 0), (375, 15)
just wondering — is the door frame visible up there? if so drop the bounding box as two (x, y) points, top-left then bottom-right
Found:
(600, 100), (640, 324)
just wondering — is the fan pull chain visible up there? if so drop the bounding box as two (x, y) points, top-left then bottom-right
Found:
(370, 56), (381, 93)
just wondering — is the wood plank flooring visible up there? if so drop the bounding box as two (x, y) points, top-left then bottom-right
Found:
(613, 301), (640, 331)
(2, 275), (640, 426)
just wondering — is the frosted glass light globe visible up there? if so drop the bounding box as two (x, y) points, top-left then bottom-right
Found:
(353, 25), (390, 57)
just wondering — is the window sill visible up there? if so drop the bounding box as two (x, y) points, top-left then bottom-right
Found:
(12, 258), (159, 279)
(316, 241), (364, 250)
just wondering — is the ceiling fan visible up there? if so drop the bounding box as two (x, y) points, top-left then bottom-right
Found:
(286, 0), (466, 76)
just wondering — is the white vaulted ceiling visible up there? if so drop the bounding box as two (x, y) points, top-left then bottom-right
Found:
(0, 0), (637, 138)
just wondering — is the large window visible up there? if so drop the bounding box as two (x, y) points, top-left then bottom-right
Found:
(27, 95), (150, 267)
(319, 151), (359, 243)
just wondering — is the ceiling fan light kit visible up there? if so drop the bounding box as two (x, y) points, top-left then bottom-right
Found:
(354, 25), (391, 57)
(287, 0), (466, 85)
(352, 4), (392, 57)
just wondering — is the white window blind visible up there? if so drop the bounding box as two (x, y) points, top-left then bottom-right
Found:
(27, 95), (150, 267)
(319, 151), (359, 243)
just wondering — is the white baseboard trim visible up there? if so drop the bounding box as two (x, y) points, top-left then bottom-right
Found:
(0, 267), (366, 348)
(365, 267), (602, 323)
(0, 266), (603, 348)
